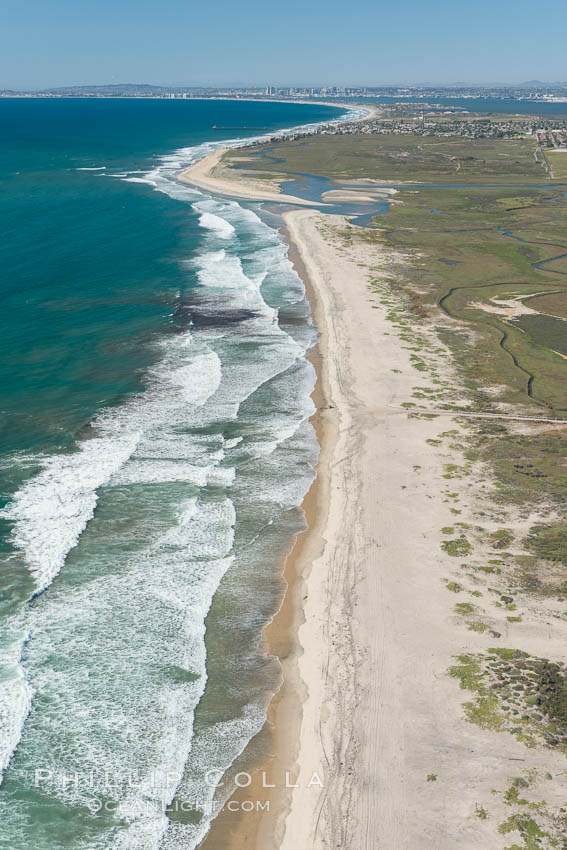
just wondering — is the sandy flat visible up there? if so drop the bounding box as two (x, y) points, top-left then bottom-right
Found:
(321, 188), (396, 203)
(177, 148), (323, 205)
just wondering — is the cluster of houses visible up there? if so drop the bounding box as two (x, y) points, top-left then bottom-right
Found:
(238, 113), (567, 148)
(536, 128), (567, 148)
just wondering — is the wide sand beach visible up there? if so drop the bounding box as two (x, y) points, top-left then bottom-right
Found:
(179, 139), (567, 850)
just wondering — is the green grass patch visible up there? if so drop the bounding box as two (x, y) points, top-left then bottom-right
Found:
(548, 150), (567, 180)
(455, 602), (475, 615)
(442, 537), (472, 556)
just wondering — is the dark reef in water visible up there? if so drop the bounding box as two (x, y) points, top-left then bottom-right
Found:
(171, 302), (263, 330)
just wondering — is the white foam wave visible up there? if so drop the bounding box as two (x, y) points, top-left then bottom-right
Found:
(111, 459), (232, 488)
(159, 498), (234, 555)
(0, 633), (33, 784)
(159, 702), (267, 850)
(192, 249), (277, 323)
(168, 349), (222, 406)
(124, 176), (158, 186)
(75, 166), (106, 171)
(198, 212), (235, 239)
(0, 433), (140, 593)
(5, 499), (237, 839)
(0, 329), (229, 597)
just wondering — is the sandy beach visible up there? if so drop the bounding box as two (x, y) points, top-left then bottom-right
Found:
(190, 137), (567, 850)
(275, 211), (567, 849)
(178, 147), (323, 205)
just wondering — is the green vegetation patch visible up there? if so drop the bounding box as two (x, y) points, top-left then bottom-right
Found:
(466, 425), (567, 588)
(536, 661), (567, 727)
(548, 150), (567, 180)
(516, 314), (567, 359)
(529, 291), (567, 321)
(491, 771), (567, 850)
(490, 529), (515, 549)
(369, 182), (567, 413)
(449, 649), (567, 751)
(448, 653), (503, 731)
(455, 602), (475, 615)
(227, 135), (546, 184)
(235, 134), (567, 414)
(498, 813), (549, 848)
(442, 537), (472, 556)
(524, 524), (567, 568)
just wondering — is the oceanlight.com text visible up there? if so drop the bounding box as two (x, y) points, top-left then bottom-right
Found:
(87, 798), (271, 815)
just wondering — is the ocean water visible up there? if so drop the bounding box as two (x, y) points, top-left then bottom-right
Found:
(0, 97), (348, 849)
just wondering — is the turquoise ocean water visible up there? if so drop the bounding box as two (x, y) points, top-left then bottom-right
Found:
(0, 98), (348, 849)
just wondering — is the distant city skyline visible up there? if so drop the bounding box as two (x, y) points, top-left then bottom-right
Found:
(1, 0), (566, 90)
(5, 82), (567, 99)
(6, 81), (567, 93)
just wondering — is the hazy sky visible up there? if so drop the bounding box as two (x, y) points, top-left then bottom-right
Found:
(1, 0), (566, 89)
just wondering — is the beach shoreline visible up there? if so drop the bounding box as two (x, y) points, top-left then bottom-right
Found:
(197, 194), (421, 849)
(197, 222), (337, 850)
(177, 147), (324, 205)
(202, 205), (461, 850)
(188, 114), (554, 850)
(187, 119), (448, 850)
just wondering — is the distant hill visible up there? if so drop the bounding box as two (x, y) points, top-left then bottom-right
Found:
(517, 80), (567, 88)
(3, 81), (567, 99)
(42, 83), (185, 96)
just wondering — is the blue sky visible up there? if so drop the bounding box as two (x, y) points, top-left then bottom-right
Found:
(1, 0), (566, 88)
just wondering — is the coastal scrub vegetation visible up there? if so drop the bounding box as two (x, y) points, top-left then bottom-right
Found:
(449, 648), (567, 750)
(224, 135), (545, 183)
